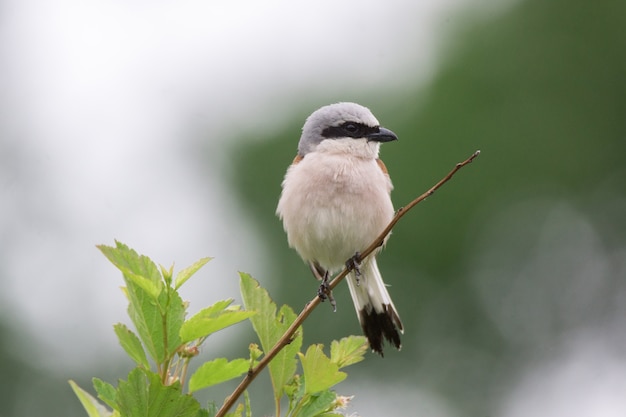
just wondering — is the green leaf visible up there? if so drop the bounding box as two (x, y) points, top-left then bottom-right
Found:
(284, 375), (304, 415)
(98, 241), (163, 296)
(161, 264), (174, 287)
(117, 368), (200, 417)
(180, 299), (255, 343)
(174, 257), (213, 290)
(124, 271), (162, 301)
(295, 390), (338, 417)
(93, 378), (118, 411)
(99, 241), (177, 362)
(188, 358), (249, 392)
(206, 402), (218, 417)
(329, 336), (368, 368)
(125, 281), (164, 362)
(158, 288), (185, 357)
(248, 343), (262, 367)
(113, 323), (150, 369)
(122, 281), (185, 363)
(270, 305), (302, 394)
(243, 390), (251, 417)
(239, 272), (302, 401)
(69, 380), (113, 417)
(299, 345), (346, 394)
(195, 409), (210, 417)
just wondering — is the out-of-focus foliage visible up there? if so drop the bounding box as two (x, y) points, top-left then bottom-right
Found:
(230, 0), (626, 414)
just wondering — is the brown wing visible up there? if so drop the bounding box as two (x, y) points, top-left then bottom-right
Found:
(376, 158), (390, 176)
(292, 154), (304, 165)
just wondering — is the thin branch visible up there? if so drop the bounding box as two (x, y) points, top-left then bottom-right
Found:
(215, 150), (480, 417)
(358, 149), (481, 260)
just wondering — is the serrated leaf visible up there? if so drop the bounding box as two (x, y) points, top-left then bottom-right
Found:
(239, 272), (302, 401)
(117, 368), (200, 417)
(69, 380), (113, 417)
(196, 409), (210, 417)
(124, 271), (162, 301)
(299, 345), (346, 394)
(296, 390), (338, 417)
(174, 257), (213, 290)
(180, 299), (255, 343)
(330, 336), (368, 368)
(158, 288), (185, 357)
(98, 241), (163, 288)
(93, 378), (118, 411)
(188, 358), (249, 392)
(125, 282), (163, 362)
(271, 304), (302, 395)
(99, 241), (176, 362)
(123, 282), (185, 363)
(113, 323), (150, 368)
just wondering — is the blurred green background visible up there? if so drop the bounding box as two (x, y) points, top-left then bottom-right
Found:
(229, 0), (626, 415)
(2, 0), (626, 416)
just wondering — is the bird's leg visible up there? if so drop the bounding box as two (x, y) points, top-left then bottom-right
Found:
(345, 252), (362, 285)
(317, 271), (337, 312)
(316, 272), (328, 300)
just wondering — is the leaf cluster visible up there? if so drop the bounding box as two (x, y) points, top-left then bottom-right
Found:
(70, 241), (368, 417)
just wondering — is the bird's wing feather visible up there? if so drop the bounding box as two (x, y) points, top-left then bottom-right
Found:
(376, 158), (389, 176)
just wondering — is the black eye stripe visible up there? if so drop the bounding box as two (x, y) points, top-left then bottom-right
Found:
(321, 122), (379, 139)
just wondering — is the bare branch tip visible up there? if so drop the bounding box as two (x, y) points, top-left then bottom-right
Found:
(462, 150), (481, 166)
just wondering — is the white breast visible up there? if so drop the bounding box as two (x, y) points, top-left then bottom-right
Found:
(277, 139), (394, 271)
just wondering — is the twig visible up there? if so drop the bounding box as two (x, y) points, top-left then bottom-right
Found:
(215, 150), (480, 417)
(358, 149), (481, 260)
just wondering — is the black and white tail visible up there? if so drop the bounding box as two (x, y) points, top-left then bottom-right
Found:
(346, 257), (403, 356)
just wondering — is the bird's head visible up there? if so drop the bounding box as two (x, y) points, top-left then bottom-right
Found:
(297, 102), (398, 157)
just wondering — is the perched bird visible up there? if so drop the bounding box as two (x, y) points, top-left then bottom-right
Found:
(276, 102), (403, 355)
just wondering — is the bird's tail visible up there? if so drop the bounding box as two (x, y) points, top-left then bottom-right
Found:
(346, 257), (403, 356)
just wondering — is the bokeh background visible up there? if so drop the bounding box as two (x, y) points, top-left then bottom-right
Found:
(2, 0), (625, 416)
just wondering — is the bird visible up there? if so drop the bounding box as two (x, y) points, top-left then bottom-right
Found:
(276, 102), (403, 356)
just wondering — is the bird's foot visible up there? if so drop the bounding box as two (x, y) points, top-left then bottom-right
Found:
(317, 271), (337, 312)
(346, 252), (362, 285)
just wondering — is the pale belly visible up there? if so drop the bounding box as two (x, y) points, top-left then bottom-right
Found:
(278, 153), (394, 271)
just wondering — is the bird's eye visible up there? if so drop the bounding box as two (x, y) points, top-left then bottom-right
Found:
(345, 123), (358, 132)
(343, 123), (361, 136)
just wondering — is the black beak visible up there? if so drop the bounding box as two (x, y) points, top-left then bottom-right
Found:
(366, 126), (398, 143)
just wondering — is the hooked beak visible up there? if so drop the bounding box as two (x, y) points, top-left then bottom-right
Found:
(366, 126), (398, 143)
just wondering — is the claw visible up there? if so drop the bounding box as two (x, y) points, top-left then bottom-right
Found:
(328, 291), (336, 312)
(317, 280), (328, 300)
(346, 252), (362, 285)
(317, 271), (337, 312)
